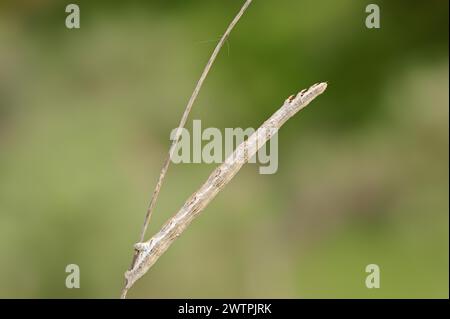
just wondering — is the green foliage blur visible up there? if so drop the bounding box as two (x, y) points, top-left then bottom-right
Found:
(0, 0), (448, 298)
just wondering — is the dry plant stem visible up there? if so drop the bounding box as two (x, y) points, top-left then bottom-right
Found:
(121, 82), (328, 298)
(123, 0), (253, 298)
(124, 0), (254, 287)
(139, 0), (254, 244)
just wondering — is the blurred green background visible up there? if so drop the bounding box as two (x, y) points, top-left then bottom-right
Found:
(0, 0), (448, 298)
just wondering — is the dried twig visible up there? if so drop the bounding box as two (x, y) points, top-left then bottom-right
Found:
(121, 82), (328, 298)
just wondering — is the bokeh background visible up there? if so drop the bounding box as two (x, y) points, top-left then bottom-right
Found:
(0, 0), (448, 298)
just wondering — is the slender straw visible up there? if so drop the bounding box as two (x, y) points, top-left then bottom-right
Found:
(123, 0), (254, 297)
